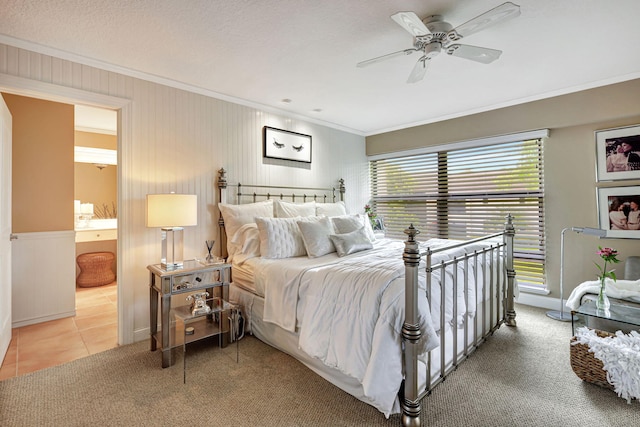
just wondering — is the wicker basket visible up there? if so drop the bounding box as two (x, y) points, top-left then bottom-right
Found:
(76, 252), (116, 287)
(570, 329), (615, 390)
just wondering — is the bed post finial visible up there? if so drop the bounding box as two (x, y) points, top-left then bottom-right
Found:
(404, 224), (420, 242)
(217, 168), (227, 189)
(402, 223), (421, 427)
(339, 178), (345, 202)
(504, 214), (517, 327)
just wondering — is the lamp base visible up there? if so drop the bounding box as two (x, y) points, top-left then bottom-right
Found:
(161, 261), (184, 271)
(546, 310), (574, 322)
(160, 227), (185, 270)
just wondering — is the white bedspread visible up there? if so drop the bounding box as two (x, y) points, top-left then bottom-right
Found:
(296, 243), (439, 413)
(250, 237), (493, 417)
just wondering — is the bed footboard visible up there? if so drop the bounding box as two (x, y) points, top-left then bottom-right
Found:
(401, 214), (516, 427)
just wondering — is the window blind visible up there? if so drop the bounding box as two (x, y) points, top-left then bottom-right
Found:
(370, 138), (545, 289)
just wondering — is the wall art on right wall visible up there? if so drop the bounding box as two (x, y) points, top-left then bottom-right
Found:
(598, 186), (640, 239)
(595, 124), (640, 182)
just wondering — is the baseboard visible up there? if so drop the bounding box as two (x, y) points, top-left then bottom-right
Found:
(516, 293), (562, 311)
(134, 327), (151, 344)
(12, 310), (76, 328)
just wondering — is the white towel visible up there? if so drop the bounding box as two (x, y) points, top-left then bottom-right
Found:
(573, 327), (640, 403)
(565, 278), (640, 311)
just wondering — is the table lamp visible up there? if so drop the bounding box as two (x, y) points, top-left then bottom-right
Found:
(146, 194), (198, 270)
(546, 226), (607, 321)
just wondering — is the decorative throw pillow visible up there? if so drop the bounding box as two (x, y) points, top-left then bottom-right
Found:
(329, 227), (373, 257)
(255, 216), (308, 259)
(274, 200), (316, 218)
(297, 216), (336, 258)
(219, 200), (274, 243)
(331, 214), (376, 242)
(316, 201), (347, 217)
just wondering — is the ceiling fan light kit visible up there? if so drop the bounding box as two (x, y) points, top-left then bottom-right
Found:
(358, 2), (521, 83)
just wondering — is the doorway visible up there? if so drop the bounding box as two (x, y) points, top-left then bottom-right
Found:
(0, 72), (133, 348)
(3, 90), (122, 378)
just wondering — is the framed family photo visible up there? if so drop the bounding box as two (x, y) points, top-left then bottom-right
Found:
(263, 126), (312, 163)
(595, 124), (640, 182)
(597, 186), (640, 239)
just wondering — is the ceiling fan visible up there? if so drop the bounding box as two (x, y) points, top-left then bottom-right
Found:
(357, 1), (521, 83)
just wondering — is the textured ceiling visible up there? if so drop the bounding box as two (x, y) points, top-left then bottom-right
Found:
(2, 0), (640, 136)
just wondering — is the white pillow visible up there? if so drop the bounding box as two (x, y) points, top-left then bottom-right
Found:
(219, 200), (274, 244)
(329, 227), (373, 257)
(331, 214), (376, 242)
(255, 216), (308, 259)
(228, 223), (261, 263)
(316, 201), (347, 217)
(274, 200), (316, 218)
(297, 216), (336, 258)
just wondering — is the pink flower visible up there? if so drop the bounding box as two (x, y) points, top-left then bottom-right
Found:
(595, 246), (621, 284)
(597, 247), (617, 259)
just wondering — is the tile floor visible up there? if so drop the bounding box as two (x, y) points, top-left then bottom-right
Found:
(0, 282), (118, 380)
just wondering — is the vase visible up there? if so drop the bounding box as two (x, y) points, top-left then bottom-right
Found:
(596, 278), (610, 311)
(205, 240), (215, 264)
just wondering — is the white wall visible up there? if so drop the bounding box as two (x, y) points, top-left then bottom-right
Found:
(0, 43), (368, 343)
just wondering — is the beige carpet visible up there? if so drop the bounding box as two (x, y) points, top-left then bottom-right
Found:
(1, 304), (639, 426)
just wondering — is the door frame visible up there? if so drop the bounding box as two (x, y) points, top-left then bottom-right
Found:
(0, 73), (133, 345)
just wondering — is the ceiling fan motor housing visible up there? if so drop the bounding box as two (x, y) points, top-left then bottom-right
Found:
(414, 15), (460, 57)
(423, 42), (442, 58)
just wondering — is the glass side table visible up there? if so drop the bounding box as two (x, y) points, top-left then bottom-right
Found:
(148, 261), (232, 368)
(571, 297), (640, 336)
(173, 297), (239, 383)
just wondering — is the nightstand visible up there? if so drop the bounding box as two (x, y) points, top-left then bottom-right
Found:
(148, 260), (234, 368)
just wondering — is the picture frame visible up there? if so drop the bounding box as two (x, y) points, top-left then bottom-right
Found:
(263, 126), (312, 163)
(595, 124), (640, 182)
(597, 186), (640, 239)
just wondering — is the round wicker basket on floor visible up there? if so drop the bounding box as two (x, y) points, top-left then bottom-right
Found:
(76, 252), (116, 287)
(570, 329), (615, 391)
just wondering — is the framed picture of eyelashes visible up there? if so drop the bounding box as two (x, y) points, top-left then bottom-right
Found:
(263, 126), (312, 163)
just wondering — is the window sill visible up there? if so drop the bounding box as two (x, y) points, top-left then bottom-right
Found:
(518, 285), (550, 295)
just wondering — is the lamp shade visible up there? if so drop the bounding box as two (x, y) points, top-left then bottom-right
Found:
(146, 194), (198, 228)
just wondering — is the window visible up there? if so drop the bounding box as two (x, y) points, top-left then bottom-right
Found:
(370, 135), (546, 289)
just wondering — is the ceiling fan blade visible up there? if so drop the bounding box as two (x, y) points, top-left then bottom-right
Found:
(446, 44), (502, 64)
(356, 48), (418, 68)
(391, 11), (430, 37)
(451, 1), (520, 39)
(407, 57), (430, 83)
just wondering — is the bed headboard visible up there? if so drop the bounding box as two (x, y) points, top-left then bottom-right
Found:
(216, 168), (345, 258)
